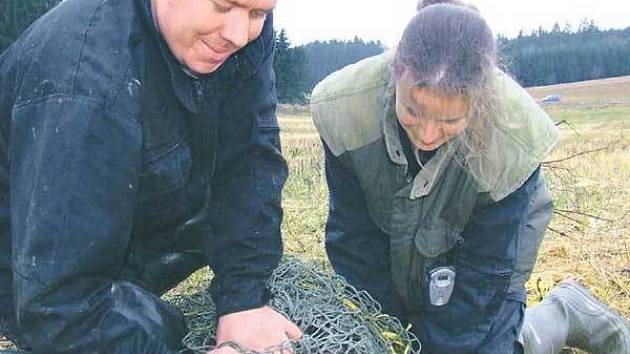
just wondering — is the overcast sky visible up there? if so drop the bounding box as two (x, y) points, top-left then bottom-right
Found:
(274, 0), (630, 47)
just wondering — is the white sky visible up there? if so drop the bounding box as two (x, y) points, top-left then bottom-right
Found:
(274, 0), (630, 47)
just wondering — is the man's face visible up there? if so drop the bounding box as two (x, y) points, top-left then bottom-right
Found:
(152, 0), (277, 74)
(395, 72), (470, 151)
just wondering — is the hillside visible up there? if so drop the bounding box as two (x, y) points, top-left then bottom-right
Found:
(527, 75), (630, 107)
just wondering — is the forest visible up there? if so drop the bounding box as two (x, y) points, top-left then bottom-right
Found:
(2, 1), (629, 103)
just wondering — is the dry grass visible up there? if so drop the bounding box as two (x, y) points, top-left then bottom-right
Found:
(279, 114), (329, 262)
(528, 119), (630, 314)
(529, 75), (630, 107)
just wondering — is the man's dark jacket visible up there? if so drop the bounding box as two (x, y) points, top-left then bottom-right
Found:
(0, 0), (287, 352)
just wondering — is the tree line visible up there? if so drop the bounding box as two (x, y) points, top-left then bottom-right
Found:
(272, 30), (385, 104)
(499, 20), (630, 87)
(275, 22), (630, 103)
(1, 2), (629, 103)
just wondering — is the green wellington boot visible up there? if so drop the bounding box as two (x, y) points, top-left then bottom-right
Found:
(521, 279), (630, 354)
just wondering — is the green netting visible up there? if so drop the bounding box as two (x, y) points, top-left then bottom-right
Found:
(169, 258), (421, 354)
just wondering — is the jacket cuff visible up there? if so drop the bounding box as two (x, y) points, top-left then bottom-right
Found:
(211, 275), (271, 318)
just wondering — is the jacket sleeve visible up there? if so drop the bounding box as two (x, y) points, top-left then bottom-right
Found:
(322, 142), (398, 316)
(413, 167), (543, 353)
(10, 97), (184, 353)
(205, 16), (289, 317)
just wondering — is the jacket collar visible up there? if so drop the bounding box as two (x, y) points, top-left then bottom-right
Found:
(138, 0), (231, 113)
(382, 92), (408, 166)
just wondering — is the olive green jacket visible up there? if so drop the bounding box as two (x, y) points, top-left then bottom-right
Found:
(311, 52), (558, 309)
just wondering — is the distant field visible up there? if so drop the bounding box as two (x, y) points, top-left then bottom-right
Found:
(529, 75), (630, 107)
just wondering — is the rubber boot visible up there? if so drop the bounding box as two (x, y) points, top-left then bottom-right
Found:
(520, 279), (630, 354)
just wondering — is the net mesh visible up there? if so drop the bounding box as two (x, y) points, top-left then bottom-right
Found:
(169, 258), (422, 354)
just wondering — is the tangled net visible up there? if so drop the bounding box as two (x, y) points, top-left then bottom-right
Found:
(170, 258), (421, 354)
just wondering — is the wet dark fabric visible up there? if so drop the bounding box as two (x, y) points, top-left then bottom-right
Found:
(0, 0), (286, 352)
(324, 140), (540, 353)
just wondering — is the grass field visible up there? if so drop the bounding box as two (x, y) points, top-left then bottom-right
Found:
(525, 77), (630, 315)
(2, 76), (628, 351)
(528, 76), (630, 107)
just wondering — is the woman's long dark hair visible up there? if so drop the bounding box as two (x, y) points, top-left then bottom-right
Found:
(392, 0), (505, 170)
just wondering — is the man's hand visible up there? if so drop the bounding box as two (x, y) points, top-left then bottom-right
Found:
(209, 306), (302, 354)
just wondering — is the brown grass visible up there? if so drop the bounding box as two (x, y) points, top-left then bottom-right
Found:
(529, 75), (630, 107)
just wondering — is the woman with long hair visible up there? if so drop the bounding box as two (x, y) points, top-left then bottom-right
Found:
(311, 1), (630, 352)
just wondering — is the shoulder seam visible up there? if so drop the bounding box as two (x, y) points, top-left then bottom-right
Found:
(71, 0), (109, 96)
(311, 79), (389, 105)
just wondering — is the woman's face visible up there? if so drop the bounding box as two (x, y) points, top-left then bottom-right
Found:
(395, 73), (470, 151)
